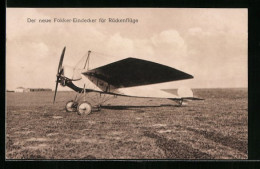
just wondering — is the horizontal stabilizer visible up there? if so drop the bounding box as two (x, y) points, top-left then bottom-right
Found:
(168, 97), (204, 101)
(181, 97), (204, 100)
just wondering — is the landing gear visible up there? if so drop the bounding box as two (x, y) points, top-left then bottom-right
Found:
(65, 100), (78, 112)
(64, 84), (103, 115)
(65, 100), (95, 115)
(77, 101), (92, 115)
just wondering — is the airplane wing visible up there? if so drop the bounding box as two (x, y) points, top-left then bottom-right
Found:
(82, 57), (193, 88)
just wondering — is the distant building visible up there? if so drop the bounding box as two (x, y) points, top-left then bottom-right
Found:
(28, 88), (52, 92)
(14, 87), (27, 92)
(14, 87), (52, 92)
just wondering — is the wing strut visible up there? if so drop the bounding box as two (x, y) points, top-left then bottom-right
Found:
(84, 50), (91, 70)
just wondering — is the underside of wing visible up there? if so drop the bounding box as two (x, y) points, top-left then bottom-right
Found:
(116, 86), (180, 99)
(83, 57), (193, 88)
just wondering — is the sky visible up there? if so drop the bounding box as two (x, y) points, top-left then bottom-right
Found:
(6, 8), (248, 90)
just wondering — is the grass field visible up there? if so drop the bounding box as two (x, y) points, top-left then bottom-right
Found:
(6, 88), (247, 159)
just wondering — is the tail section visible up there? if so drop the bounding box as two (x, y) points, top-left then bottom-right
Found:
(168, 87), (204, 106)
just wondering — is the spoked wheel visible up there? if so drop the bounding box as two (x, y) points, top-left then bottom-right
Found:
(65, 100), (78, 112)
(77, 102), (92, 115)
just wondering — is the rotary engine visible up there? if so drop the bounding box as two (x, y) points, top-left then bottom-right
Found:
(58, 66), (82, 87)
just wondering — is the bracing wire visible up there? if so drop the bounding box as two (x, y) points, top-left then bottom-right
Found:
(72, 49), (120, 106)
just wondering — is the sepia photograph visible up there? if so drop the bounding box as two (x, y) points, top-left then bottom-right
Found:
(6, 8), (247, 159)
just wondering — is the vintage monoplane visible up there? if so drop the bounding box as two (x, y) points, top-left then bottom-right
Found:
(53, 47), (202, 115)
